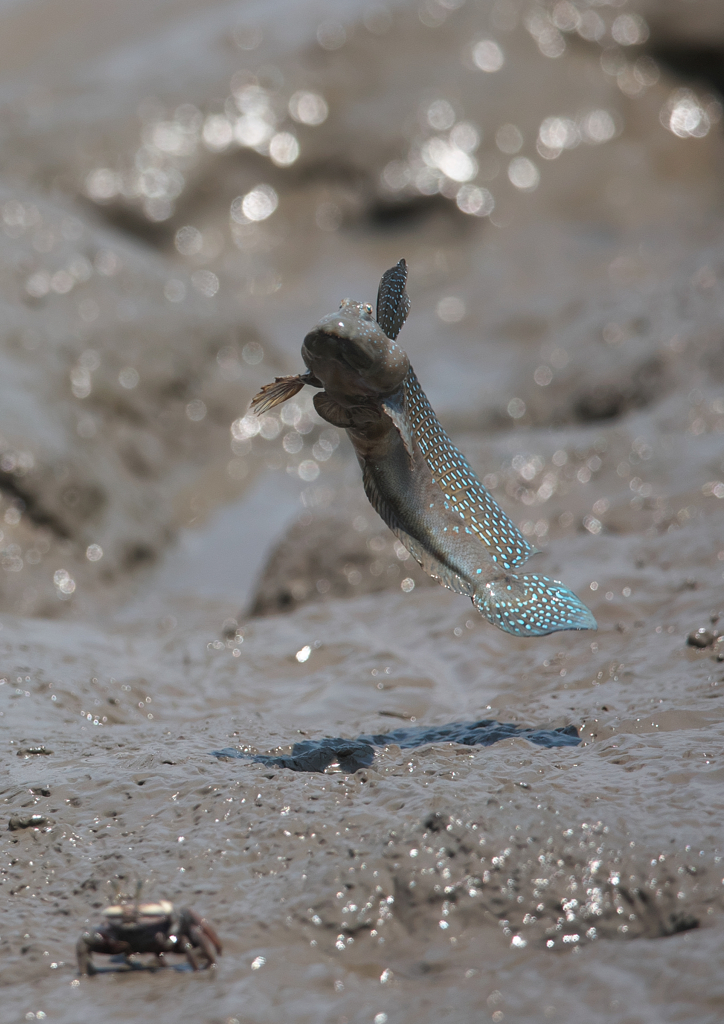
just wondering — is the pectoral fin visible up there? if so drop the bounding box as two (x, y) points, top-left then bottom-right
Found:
(250, 371), (319, 414)
(376, 259), (411, 341)
(381, 390), (414, 462)
(313, 391), (357, 428)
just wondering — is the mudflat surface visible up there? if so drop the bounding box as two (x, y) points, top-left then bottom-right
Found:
(2, 2), (724, 1022)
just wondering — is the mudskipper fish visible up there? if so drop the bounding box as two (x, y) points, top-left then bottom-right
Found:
(251, 260), (596, 637)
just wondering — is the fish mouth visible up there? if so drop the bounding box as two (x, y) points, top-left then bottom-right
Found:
(302, 328), (374, 373)
(338, 341), (374, 373)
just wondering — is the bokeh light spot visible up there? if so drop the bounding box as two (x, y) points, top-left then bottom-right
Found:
(456, 184), (494, 216)
(289, 91), (328, 126)
(269, 132), (300, 166)
(508, 157), (540, 191)
(437, 296), (466, 323)
(472, 39), (504, 73)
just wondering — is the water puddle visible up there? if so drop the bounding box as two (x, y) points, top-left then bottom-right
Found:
(143, 471), (303, 607)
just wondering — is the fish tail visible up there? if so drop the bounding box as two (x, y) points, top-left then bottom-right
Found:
(250, 375), (306, 414)
(472, 573), (597, 637)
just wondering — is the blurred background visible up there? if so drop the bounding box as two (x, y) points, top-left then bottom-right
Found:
(1, 0), (724, 619)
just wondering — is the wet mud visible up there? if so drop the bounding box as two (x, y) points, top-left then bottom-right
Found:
(2, 1), (724, 1023)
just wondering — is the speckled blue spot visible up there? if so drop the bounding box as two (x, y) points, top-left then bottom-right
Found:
(404, 369), (535, 571)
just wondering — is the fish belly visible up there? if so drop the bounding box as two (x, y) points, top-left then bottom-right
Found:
(356, 374), (596, 637)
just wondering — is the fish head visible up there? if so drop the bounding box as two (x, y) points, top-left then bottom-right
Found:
(302, 299), (409, 400)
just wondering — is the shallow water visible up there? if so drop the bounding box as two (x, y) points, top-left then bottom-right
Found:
(2, 1), (724, 1022)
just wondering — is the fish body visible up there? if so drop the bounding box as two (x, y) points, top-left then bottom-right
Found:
(251, 261), (596, 637)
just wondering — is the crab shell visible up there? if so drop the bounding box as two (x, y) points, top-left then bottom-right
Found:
(103, 900), (173, 922)
(77, 903), (222, 974)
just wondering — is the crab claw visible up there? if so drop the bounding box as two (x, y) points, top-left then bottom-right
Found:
(76, 929), (130, 976)
(76, 932), (96, 976)
(179, 908), (222, 966)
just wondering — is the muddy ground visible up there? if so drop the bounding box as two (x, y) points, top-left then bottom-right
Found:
(2, 1), (724, 1022)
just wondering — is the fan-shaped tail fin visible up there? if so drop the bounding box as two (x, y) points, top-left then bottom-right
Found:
(473, 573), (597, 637)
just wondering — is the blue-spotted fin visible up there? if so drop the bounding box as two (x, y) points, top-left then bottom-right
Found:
(250, 260), (596, 637)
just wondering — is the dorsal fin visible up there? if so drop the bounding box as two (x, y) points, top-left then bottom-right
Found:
(403, 368), (535, 571)
(376, 259), (411, 341)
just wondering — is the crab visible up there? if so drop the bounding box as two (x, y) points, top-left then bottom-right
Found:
(76, 895), (222, 975)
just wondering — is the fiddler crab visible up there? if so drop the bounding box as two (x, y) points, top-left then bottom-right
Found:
(76, 891), (222, 975)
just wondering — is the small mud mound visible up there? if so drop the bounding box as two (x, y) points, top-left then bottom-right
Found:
(297, 815), (713, 954)
(249, 500), (437, 616)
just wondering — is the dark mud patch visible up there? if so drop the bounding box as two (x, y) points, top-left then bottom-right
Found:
(571, 356), (669, 423)
(211, 719), (581, 773)
(0, 471), (76, 540)
(248, 501), (437, 617)
(650, 44), (724, 100)
(8, 813), (47, 831)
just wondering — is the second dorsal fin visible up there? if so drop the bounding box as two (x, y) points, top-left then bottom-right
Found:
(376, 259), (411, 341)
